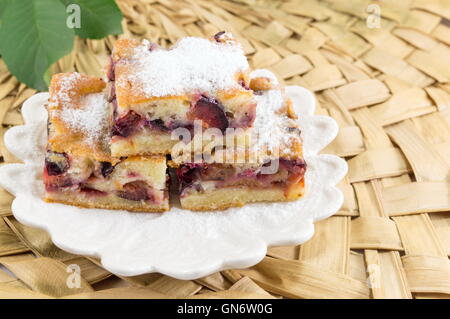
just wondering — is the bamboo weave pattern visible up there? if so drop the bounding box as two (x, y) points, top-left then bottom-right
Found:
(0, 0), (449, 299)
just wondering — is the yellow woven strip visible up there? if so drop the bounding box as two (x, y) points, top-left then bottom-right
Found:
(299, 216), (350, 274)
(347, 147), (411, 183)
(371, 88), (436, 126)
(386, 120), (449, 182)
(0, 257), (94, 297)
(0, 0), (448, 299)
(351, 217), (403, 250)
(267, 245), (299, 260)
(393, 214), (447, 257)
(228, 276), (275, 298)
(0, 218), (29, 257)
(4, 216), (75, 259)
(364, 250), (412, 299)
(429, 213), (450, 256)
(382, 182), (450, 216)
(402, 255), (450, 294)
(238, 257), (370, 299)
(194, 272), (232, 291)
(0, 186), (9, 209)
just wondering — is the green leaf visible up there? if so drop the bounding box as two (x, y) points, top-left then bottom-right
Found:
(62, 0), (123, 39)
(0, 0), (74, 91)
(0, 0), (11, 16)
(0, 0), (13, 26)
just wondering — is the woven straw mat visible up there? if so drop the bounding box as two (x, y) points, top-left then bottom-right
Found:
(0, 0), (449, 299)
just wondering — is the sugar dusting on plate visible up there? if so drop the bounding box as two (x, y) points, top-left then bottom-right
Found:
(121, 37), (249, 97)
(250, 70), (299, 158)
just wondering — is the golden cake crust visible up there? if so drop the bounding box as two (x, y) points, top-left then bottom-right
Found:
(113, 65), (250, 109)
(112, 39), (190, 108)
(111, 38), (142, 62)
(180, 184), (305, 211)
(111, 36), (254, 110)
(47, 73), (113, 163)
(114, 65), (191, 108)
(44, 194), (169, 212)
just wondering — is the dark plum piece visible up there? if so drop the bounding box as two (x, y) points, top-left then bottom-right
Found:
(107, 57), (115, 82)
(44, 178), (73, 191)
(189, 96), (228, 132)
(100, 162), (114, 178)
(213, 31), (226, 42)
(149, 119), (169, 132)
(238, 169), (256, 178)
(45, 151), (69, 176)
(176, 163), (205, 192)
(80, 186), (107, 196)
(117, 180), (151, 201)
(280, 158), (307, 175)
(148, 42), (158, 51)
(112, 111), (142, 137)
(238, 79), (250, 90)
(46, 118), (51, 136)
(108, 82), (116, 103)
(286, 127), (301, 135)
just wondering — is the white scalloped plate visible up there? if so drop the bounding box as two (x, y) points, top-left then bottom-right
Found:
(0, 85), (347, 280)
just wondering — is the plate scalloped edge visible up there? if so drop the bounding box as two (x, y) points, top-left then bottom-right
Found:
(0, 80), (348, 280)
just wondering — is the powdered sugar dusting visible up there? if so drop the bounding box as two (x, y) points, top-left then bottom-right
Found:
(50, 72), (109, 146)
(121, 37), (249, 97)
(250, 70), (298, 157)
(0, 87), (345, 279)
(60, 93), (109, 146)
(50, 72), (82, 108)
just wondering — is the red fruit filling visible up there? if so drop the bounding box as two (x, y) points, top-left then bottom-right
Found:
(107, 57), (115, 82)
(213, 31), (226, 42)
(45, 151), (69, 176)
(100, 162), (114, 178)
(111, 96), (255, 139)
(148, 42), (158, 51)
(112, 111), (143, 137)
(44, 153), (163, 203)
(44, 176), (73, 192)
(188, 96), (229, 132)
(148, 119), (170, 132)
(176, 163), (205, 191)
(44, 151), (73, 191)
(177, 159), (306, 196)
(80, 186), (107, 196)
(117, 180), (153, 201)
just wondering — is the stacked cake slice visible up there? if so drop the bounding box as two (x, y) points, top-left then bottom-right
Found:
(108, 32), (256, 157)
(43, 33), (306, 212)
(44, 73), (169, 212)
(171, 70), (306, 210)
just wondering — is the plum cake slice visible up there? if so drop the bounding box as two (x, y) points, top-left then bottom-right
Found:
(44, 73), (169, 212)
(107, 32), (257, 157)
(171, 70), (307, 211)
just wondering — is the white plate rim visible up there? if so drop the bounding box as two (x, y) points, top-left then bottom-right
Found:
(0, 83), (347, 280)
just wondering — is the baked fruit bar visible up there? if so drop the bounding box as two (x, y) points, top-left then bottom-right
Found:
(107, 32), (257, 157)
(44, 73), (169, 212)
(172, 70), (307, 211)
